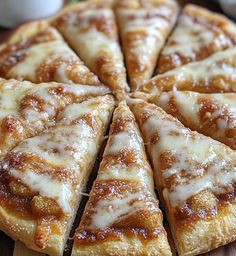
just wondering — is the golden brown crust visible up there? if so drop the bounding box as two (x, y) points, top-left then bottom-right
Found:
(72, 233), (171, 256)
(3, 20), (60, 45)
(0, 200), (67, 255)
(172, 203), (236, 255)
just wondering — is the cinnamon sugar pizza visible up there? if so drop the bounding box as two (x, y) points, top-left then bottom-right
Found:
(129, 99), (236, 255)
(0, 1), (236, 256)
(139, 47), (236, 97)
(0, 95), (114, 255)
(72, 101), (171, 256)
(157, 4), (236, 73)
(115, 0), (178, 91)
(0, 78), (110, 160)
(0, 20), (100, 85)
(51, 0), (129, 99)
(150, 91), (236, 150)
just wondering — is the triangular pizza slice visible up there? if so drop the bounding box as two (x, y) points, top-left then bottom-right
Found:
(0, 20), (100, 85)
(139, 47), (236, 96)
(151, 91), (236, 149)
(72, 100), (171, 256)
(129, 99), (236, 255)
(157, 4), (236, 73)
(0, 78), (110, 160)
(52, 1), (129, 99)
(0, 95), (115, 255)
(115, 0), (178, 91)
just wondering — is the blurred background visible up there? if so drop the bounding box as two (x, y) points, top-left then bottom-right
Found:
(0, 0), (235, 39)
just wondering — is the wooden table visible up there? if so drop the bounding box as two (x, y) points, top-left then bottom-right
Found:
(1, 1), (236, 255)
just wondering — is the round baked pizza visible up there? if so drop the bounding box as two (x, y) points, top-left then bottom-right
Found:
(0, 1), (236, 256)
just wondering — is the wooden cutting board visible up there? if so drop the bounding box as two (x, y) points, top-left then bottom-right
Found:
(1, 0), (236, 255)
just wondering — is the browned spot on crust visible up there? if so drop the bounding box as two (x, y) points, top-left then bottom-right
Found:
(112, 208), (162, 230)
(1, 116), (24, 134)
(149, 132), (160, 145)
(110, 115), (135, 135)
(36, 57), (65, 83)
(31, 196), (62, 217)
(8, 178), (37, 197)
(0, 116), (27, 144)
(94, 53), (114, 80)
(74, 227), (163, 246)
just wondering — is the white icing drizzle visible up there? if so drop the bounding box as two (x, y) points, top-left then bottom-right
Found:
(159, 47), (236, 82)
(8, 40), (87, 83)
(98, 165), (151, 186)
(9, 168), (73, 213)
(154, 91), (236, 133)
(0, 80), (33, 120)
(21, 83), (109, 124)
(162, 10), (233, 59)
(155, 91), (201, 126)
(90, 191), (158, 229)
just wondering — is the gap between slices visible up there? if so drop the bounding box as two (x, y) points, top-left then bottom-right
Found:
(157, 4), (236, 74)
(115, 0), (179, 91)
(0, 95), (115, 255)
(0, 78), (110, 161)
(51, 0), (129, 100)
(129, 99), (236, 255)
(150, 90), (236, 150)
(72, 100), (171, 256)
(0, 20), (100, 85)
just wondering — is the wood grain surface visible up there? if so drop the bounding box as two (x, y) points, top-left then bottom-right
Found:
(1, 1), (236, 255)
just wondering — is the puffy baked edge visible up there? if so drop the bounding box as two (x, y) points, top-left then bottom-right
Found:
(72, 232), (172, 256)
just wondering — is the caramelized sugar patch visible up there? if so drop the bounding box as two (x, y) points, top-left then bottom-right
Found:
(0, 173), (32, 218)
(102, 149), (137, 168)
(174, 185), (236, 231)
(78, 14), (116, 39)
